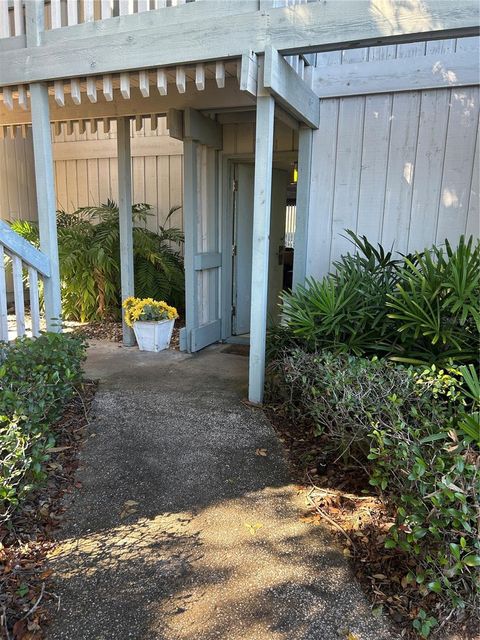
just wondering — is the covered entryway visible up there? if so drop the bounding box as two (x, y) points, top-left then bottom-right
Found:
(231, 163), (288, 339)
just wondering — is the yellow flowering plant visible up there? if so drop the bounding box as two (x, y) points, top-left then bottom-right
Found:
(122, 297), (178, 328)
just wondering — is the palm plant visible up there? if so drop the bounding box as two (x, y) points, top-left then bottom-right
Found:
(387, 236), (480, 364)
(280, 232), (401, 356)
(11, 201), (184, 322)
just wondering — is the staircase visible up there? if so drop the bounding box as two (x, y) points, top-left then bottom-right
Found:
(0, 220), (51, 341)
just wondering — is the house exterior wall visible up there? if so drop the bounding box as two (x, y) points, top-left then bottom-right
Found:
(306, 37), (480, 280)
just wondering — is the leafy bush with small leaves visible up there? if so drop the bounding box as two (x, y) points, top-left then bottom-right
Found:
(266, 349), (414, 459)
(368, 364), (479, 629)
(11, 201), (185, 322)
(0, 334), (86, 523)
(267, 349), (479, 634)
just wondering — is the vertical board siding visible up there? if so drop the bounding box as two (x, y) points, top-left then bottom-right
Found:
(307, 38), (480, 279)
(436, 87), (480, 244)
(0, 118), (184, 236)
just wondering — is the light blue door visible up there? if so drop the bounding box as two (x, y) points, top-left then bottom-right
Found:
(232, 164), (288, 335)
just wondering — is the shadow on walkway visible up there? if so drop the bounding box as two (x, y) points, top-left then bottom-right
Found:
(46, 341), (397, 640)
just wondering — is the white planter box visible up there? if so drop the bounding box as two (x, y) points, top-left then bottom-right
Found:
(133, 318), (175, 352)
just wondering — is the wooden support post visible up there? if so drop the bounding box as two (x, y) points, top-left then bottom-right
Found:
(26, 1), (62, 332)
(292, 125), (313, 289)
(117, 117), (135, 346)
(182, 138), (197, 353)
(248, 93), (275, 405)
(12, 255), (25, 337)
(30, 83), (62, 332)
(0, 246), (8, 341)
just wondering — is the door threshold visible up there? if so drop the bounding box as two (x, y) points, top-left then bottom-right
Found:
(225, 334), (250, 346)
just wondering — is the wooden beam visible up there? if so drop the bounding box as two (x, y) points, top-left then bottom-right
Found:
(0, 220), (51, 277)
(292, 126), (313, 289)
(117, 117), (135, 347)
(0, 80), (255, 127)
(52, 136), (183, 161)
(182, 138), (198, 353)
(0, 246), (8, 341)
(166, 108), (183, 140)
(25, 2), (62, 332)
(184, 108), (222, 149)
(12, 254), (26, 337)
(264, 45), (319, 128)
(239, 51), (257, 97)
(313, 49), (480, 98)
(248, 92), (275, 405)
(1, 1), (478, 86)
(30, 83), (62, 331)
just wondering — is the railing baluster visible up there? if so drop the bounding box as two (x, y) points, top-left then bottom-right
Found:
(28, 267), (41, 337)
(12, 254), (25, 338)
(0, 246), (8, 342)
(13, 0), (24, 36)
(83, 0), (95, 22)
(67, 0), (78, 25)
(101, 0), (113, 19)
(50, 0), (62, 29)
(0, 1), (10, 39)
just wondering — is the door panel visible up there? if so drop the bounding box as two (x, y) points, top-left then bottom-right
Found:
(232, 164), (288, 335)
(268, 169), (288, 322)
(233, 164), (254, 335)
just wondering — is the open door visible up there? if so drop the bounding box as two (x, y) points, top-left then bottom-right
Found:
(232, 163), (288, 336)
(182, 143), (222, 352)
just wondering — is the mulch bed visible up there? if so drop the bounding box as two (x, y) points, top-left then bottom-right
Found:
(0, 381), (96, 640)
(264, 405), (478, 640)
(71, 320), (184, 350)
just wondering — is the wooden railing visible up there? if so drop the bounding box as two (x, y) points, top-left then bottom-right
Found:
(0, 220), (50, 341)
(0, 0), (317, 40)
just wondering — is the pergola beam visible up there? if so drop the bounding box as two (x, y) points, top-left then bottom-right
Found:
(0, 1), (478, 87)
(263, 46), (319, 129)
(0, 80), (254, 126)
(313, 49), (480, 98)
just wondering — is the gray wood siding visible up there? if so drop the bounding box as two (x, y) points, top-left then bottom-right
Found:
(0, 117), (184, 234)
(306, 37), (480, 279)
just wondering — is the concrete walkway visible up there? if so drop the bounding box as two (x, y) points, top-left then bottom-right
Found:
(46, 341), (396, 640)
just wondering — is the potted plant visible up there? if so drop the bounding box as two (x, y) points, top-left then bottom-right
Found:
(122, 297), (178, 352)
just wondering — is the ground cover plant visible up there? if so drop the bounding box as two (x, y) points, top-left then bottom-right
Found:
(0, 333), (86, 523)
(266, 234), (480, 638)
(0, 333), (92, 638)
(11, 201), (185, 322)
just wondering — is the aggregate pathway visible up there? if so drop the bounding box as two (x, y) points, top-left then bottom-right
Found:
(46, 341), (398, 640)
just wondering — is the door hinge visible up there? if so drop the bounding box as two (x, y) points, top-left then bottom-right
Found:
(232, 178), (238, 192)
(232, 244), (237, 256)
(231, 304), (236, 317)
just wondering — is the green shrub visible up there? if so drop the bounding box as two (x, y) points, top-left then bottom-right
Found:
(266, 349), (415, 459)
(368, 364), (479, 625)
(280, 232), (400, 357)
(0, 334), (86, 523)
(11, 200), (185, 322)
(267, 348), (479, 631)
(277, 233), (479, 367)
(388, 236), (480, 365)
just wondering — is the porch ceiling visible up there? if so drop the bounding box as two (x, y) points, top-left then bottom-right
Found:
(0, 76), (255, 128)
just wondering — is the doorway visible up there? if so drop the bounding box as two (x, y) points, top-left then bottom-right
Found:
(230, 162), (289, 338)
